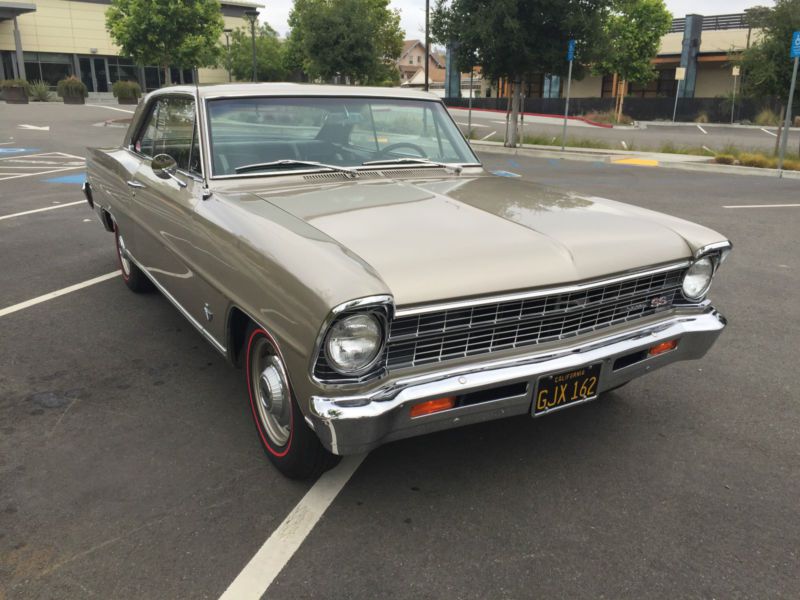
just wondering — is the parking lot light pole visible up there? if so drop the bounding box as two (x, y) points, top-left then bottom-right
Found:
(224, 29), (233, 82)
(424, 0), (430, 92)
(244, 9), (260, 82)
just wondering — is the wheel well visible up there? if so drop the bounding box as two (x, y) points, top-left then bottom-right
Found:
(227, 306), (253, 368)
(100, 209), (115, 232)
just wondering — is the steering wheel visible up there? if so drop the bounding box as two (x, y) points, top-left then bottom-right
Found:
(378, 142), (428, 158)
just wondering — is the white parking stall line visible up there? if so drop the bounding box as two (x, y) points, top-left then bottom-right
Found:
(760, 128), (778, 138)
(0, 201), (86, 221)
(480, 131), (496, 141)
(86, 104), (135, 114)
(456, 121), (489, 128)
(723, 203), (800, 209)
(0, 152), (85, 181)
(0, 166), (85, 182)
(0, 272), (118, 319)
(696, 124), (708, 135)
(219, 454), (366, 600)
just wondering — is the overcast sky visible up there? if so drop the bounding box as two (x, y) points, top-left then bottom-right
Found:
(260, 1), (776, 39)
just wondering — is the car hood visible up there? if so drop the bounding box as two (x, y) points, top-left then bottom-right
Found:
(247, 174), (726, 307)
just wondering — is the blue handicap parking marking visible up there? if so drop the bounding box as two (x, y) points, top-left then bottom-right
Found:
(508, 159), (521, 168)
(491, 170), (521, 178)
(43, 174), (86, 184)
(0, 147), (39, 155)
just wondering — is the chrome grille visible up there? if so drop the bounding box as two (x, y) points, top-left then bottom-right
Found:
(386, 267), (686, 370)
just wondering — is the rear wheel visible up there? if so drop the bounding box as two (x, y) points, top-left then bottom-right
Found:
(244, 323), (338, 479)
(114, 224), (152, 293)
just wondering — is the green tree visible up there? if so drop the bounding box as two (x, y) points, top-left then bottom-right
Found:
(432, 0), (612, 146)
(287, 0), (403, 85)
(106, 0), (224, 84)
(594, 0), (672, 121)
(226, 24), (288, 82)
(740, 0), (800, 113)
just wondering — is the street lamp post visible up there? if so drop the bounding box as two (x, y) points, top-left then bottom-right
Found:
(243, 9), (260, 82)
(424, 0), (430, 92)
(223, 28), (233, 82)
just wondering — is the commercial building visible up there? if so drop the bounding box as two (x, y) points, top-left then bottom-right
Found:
(484, 12), (756, 100)
(0, 0), (261, 93)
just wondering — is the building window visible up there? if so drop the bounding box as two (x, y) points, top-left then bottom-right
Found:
(22, 52), (74, 86)
(628, 68), (677, 98)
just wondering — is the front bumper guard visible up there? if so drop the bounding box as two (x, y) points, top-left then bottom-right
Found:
(308, 308), (726, 455)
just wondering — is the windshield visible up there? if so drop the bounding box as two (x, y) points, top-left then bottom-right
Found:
(205, 96), (480, 177)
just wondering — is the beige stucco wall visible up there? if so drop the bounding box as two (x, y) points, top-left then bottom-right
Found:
(570, 75), (603, 98)
(659, 28), (760, 56)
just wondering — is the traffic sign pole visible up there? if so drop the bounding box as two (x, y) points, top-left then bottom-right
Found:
(777, 31), (800, 177)
(777, 56), (798, 176)
(561, 40), (576, 152)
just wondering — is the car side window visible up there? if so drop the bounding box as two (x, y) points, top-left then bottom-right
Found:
(135, 102), (160, 157)
(134, 96), (200, 175)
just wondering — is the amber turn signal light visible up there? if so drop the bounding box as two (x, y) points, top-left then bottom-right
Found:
(649, 339), (679, 357)
(410, 396), (456, 418)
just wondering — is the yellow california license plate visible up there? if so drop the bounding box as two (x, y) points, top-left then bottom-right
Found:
(533, 363), (602, 417)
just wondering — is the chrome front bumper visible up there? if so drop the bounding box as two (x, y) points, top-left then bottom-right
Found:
(307, 308), (726, 455)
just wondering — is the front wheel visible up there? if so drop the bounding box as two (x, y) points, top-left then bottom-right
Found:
(244, 323), (338, 479)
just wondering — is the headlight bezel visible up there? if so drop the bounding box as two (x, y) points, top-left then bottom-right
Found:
(324, 312), (385, 376)
(312, 295), (393, 384)
(681, 241), (732, 302)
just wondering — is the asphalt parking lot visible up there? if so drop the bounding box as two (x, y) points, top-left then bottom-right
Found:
(1, 102), (799, 599)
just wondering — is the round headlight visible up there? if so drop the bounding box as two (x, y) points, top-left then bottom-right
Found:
(682, 257), (714, 300)
(325, 313), (383, 373)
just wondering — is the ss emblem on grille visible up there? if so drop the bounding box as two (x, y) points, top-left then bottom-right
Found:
(650, 295), (669, 308)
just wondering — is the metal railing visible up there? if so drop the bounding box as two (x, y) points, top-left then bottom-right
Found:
(670, 13), (749, 34)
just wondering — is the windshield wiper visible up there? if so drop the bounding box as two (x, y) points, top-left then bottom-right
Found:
(235, 159), (358, 178)
(361, 157), (463, 174)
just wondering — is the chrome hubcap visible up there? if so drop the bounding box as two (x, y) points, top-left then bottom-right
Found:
(251, 339), (291, 447)
(117, 232), (131, 276)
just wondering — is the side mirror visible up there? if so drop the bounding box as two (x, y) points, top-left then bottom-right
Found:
(151, 154), (187, 188)
(152, 153), (178, 179)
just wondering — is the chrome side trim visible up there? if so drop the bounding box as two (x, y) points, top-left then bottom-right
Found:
(126, 251), (227, 356)
(394, 261), (692, 317)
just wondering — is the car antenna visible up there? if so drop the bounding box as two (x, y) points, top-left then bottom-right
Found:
(194, 67), (212, 200)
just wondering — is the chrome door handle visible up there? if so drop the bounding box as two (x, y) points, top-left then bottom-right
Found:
(126, 180), (146, 189)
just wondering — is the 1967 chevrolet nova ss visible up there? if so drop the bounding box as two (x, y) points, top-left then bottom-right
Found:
(83, 83), (731, 479)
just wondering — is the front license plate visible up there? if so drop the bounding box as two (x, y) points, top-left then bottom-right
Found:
(533, 363), (602, 417)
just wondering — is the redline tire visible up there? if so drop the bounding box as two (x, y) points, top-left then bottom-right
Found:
(244, 322), (338, 479)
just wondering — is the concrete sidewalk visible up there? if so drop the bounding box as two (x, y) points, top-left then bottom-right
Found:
(472, 140), (800, 180)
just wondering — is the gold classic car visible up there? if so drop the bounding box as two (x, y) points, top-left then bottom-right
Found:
(83, 84), (731, 479)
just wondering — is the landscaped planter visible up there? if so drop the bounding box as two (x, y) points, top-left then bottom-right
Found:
(3, 86), (29, 104)
(112, 81), (142, 106)
(62, 95), (86, 105)
(56, 76), (88, 106)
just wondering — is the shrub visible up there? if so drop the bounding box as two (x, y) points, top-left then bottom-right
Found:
(754, 109), (780, 126)
(57, 76), (88, 98)
(694, 112), (709, 124)
(714, 154), (736, 165)
(112, 80), (142, 100)
(582, 110), (633, 125)
(28, 80), (52, 102)
(782, 159), (800, 171)
(0, 78), (29, 90)
(738, 152), (776, 169)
